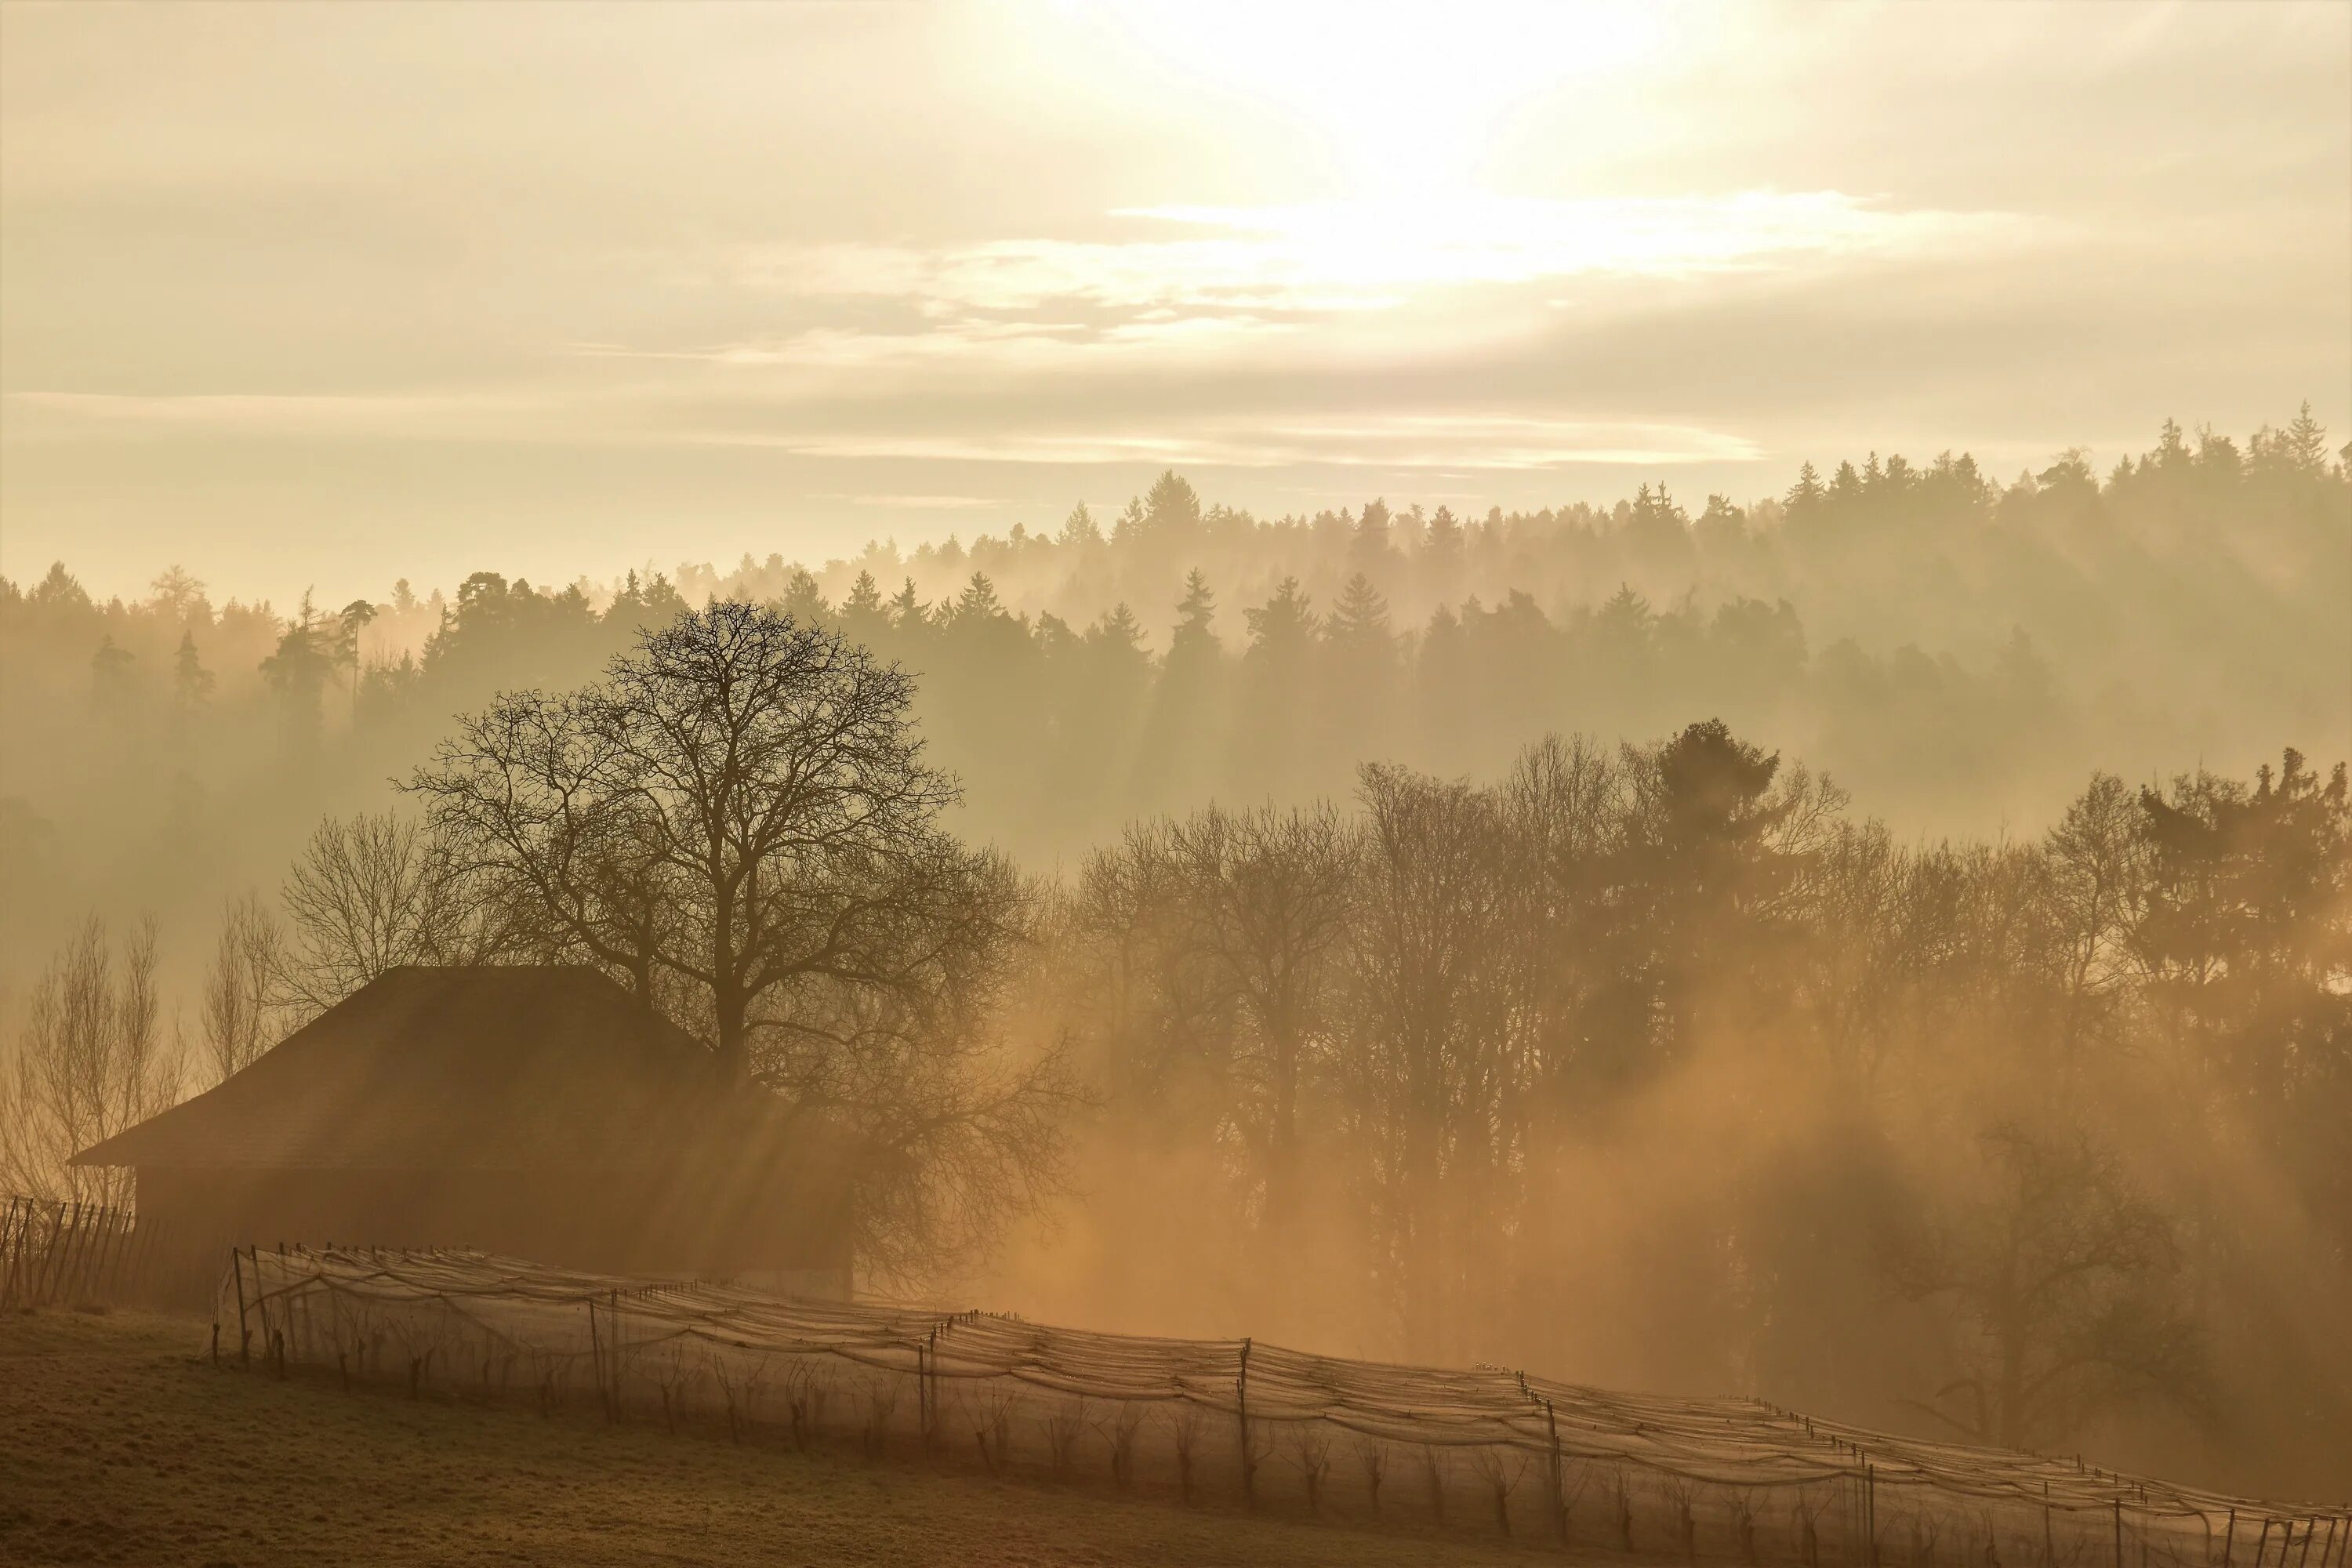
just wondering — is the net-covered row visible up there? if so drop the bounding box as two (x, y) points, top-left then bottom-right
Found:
(220, 1246), (2350, 1563)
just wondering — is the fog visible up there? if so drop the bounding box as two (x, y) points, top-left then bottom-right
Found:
(3, 0), (2348, 1526)
(3, 428), (2347, 1497)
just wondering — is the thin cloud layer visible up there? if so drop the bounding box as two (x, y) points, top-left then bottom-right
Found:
(0, 1), (2343, 604)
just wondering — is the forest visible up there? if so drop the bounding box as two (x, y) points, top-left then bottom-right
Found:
(0, 410), (2346, 1497)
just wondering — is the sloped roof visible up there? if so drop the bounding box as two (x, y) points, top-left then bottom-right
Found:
(71, 966), (837, 1172)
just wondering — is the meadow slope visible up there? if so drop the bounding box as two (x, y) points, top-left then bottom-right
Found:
(0, 1308), (1539, 1568)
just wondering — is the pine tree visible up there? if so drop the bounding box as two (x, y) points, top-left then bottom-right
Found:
(1325, 572), (1391, 652)
(955, 572), (1005, 622)
(1112, 495), (1149, 546)
(842, 569), (884, 620)
(172, 630), (215, 710)
(1144, 470), (1203, 535)
(887, 576), (927, 630)
(1171, 568), (1218, 660)
(1786, 461), (1826, 514)
(779, 568), (829, 625)
(1089, 601), (1146, 657)
(2283, 401), (2329, 474)
(260, 591), (333, 749)
(1060, 502), (1103, 548)
(90, 634), (136, 714)
(1423, 504), (1464, 566)
(1243, 577), (1318, 660)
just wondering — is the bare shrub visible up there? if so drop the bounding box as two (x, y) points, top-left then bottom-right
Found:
(1610, 1465), (1636, 1551)
(1356, 1438), (1388, 1516)
(1165, 1402), (1202, 1502)
(967, 1384), (1020, 1475)
(1090, 1400), (1145, 1487)
(1661, 1473), (1698, 1558)
(1732, 1487), (1763, 1563)
(1795, 1489), (1830, 1568)
(1468, 1445), (1530, 1538)
(1044, 1396), (1088, 1475)
(1286, 1425), (1334, 1513)
(858, 1369), (900, 1455)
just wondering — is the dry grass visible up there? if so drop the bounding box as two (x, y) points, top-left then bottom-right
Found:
(0, 1307), (1537, 1567)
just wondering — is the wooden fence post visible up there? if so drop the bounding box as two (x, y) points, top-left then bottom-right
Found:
(51, 1201), (85, 1303)
(2116, 1501), (2126, 1568)
(924, 1327), (940, 1446)
(1236, 1337), (1254, 1508)
(55, 1202), (88, 1303)
(92, 1207), (128, 1304)
(587, 1297), (608, 1419)
(249, 1246), (266, 1346)
(232, 1246), (251, 1367)
(85, 1207), (118, 1303)
(35, 1200), (67, 1305)
(0, 1196), (21, 1307)
(1864, 1461), (1878, 1568)
(1545, 1398), (1567, 1550)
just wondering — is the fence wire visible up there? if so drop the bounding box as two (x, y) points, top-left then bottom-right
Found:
(221, 1245), (2348, 1563)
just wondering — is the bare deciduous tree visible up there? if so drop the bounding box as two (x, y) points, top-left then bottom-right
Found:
(1882, 1120), (2207, 1451)
(278, 811), (502, 1013)
(1340, 763), (1515, 1363)
(0, 914), (182, 1204)
(200, 890), (286, 1083)
(1165, 803), (1356, 1236)
(414, 602), (990, 1082)
(413, 601), (1074, 1272)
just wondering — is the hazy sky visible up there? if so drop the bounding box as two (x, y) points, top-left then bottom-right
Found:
(3, 0), (2347, 609)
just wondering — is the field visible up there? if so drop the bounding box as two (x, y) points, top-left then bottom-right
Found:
(0, 1306), (1534, 1568)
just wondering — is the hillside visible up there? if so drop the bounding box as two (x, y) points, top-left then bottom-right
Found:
(0, 1308), (1532, 1568)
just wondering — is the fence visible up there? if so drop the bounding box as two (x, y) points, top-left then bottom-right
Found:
(219, 1245), (2350, 1563)
(0, 1192), (219, 1310)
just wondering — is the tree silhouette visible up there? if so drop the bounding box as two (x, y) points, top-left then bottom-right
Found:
(414, 601), (1002, 1086)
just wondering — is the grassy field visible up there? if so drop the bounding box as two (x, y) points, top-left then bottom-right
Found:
(0, 1307), (1541, 1567)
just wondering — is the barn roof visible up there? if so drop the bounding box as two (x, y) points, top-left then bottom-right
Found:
(71, 965), (844, 1173)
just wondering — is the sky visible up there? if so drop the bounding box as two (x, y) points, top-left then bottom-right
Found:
(2, 0), (2347, 610)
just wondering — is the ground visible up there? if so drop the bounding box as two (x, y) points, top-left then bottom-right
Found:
(0, 1308), (1535, 1567)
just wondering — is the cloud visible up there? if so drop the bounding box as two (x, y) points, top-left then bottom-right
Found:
(720, 192), (2034, 325)
(4, 389), (549, 439)
(703, 414), (1761, 470)
(811, 492), (1001, 510)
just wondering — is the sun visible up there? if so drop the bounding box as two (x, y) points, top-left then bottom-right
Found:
(1087, 0), (1668, 201)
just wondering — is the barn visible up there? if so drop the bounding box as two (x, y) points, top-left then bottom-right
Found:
(70, 965), (860, 1297)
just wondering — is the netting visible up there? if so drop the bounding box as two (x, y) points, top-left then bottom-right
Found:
(223, 1246), (2348, 1563)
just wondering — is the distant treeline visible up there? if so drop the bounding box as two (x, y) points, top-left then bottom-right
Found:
(0, 408), (2343, 999)
(0, 405), (2347, 1497)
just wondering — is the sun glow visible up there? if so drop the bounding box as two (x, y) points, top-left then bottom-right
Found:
(1091, 0), (1669, 200)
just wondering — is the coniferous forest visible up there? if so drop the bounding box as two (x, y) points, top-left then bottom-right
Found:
(2, 413), (2347, 1495)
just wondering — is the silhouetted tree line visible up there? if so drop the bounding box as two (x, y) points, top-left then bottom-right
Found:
(2, 409), (2342, 924)
(0, 412), (2345, 1494)
(1036, 728), (2349, 1495)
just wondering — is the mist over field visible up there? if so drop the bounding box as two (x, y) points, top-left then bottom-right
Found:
(8, 430), (2349, 1494)
(2, 0), (2347, 1540)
